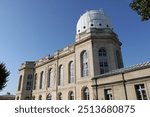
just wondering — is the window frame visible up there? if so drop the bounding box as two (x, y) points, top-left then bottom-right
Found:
(48, 68), (53, 88)
(68, 91), (74, 100)
(135, 84), (148, 100)
(82, 87), (90, 100)
(81, 50), (89, 77)
(68, 61), (75, 84)
(39, 71), (44, 89)
(26, 74), (33, 90)
(33, 73), (37, 90)
(58, 92), (62, 100)
(98, 48), (109, 74)
(46, 93), (52, 100)
(58, 65), (64, 86)
(104, 88), (113, 100)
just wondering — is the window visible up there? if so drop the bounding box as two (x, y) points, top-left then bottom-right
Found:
(99, 24), (102, 26)
(91, 24), (94, 26)
(58, 93), (62, 100)
(83, 26), (86, 29)
(46, 93), (52, 100)
(99, 48), (109, 74)
(135, 84), (148, 100)
(33, 73), (37, 90)
(68, 61), (75, 83)
(58, 65), (64, 86)
(81, 51), (89, 77)
(39, 71), (44, 89)
(82, 87), (90, 100)
(104, 88), (112, 100)
(32, 96), (35, 100)
(26, 74), (33, 90)
(18, 75), (22, 91)
(16, 96), (19, 100)
(68, 91), (74, 100)
(48, 69), (53, 87)
(38, 95), (42, 100)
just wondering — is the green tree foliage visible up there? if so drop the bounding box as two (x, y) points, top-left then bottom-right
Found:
(0, 62), (10, 91)
(130, 0), (150, 21)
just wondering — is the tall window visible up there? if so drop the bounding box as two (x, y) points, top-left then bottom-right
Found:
(48, 69), (53, 87)
(39, 71), (44, 89)
(58, 92), (62, 100)
(104, 88), (112, 100)
(18, 75), (22, 91)
(81, 51), (88, 77)
(82, 87), (90, 100)
(26, 74), (33, 90)
(135, 84), (148, 100)
(68, 91), (74, 100)
(68, 61), (75, 83)
(33, 73), (37, 90)
(58, 65), (64, 86)
(99, 48), (109, 74)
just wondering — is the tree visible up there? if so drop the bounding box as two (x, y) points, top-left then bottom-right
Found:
(0, 62), (10, 91)
(130, 0), (150, 21)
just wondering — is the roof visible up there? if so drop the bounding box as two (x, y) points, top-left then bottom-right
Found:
(76, 10), (112, 35)
(93, 62), (150, 79)
(0, 94), (15, 100)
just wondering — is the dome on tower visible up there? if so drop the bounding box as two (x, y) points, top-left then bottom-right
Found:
(76, 10), (113, 35)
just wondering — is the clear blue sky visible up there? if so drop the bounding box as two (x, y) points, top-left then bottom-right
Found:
(0, 0), (150, 95)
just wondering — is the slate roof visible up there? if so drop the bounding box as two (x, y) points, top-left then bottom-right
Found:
(93, 62), (150, 79)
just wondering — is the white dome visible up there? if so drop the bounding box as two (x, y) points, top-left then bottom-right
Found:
(76, 10), (113, 34)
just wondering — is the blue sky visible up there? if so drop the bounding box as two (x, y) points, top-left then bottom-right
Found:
(0, 0), (150, 95)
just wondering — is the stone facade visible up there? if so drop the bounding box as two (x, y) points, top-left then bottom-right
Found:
(15, 10), (150, 100)
(92, 63), (150, 100)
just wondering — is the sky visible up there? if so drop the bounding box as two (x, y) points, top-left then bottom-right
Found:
(0, 0), (150, 95)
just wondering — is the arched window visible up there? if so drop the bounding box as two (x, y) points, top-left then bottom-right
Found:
(116, 50), (123, 68)
(58, 92), (62, 100)
(82, 87), (90, 100)
(26, 74), (33, 90)
(68, 91), (74, 100)
(58, 65), (64, 86)
(99, 48), (109, 74)
(18, 75), (22, 91)
(48, 68), (54, 87)
(68, 61), (74, 83)
(81, 50), (88, 77)
(46, 93), (52, 100)
(16, 96), (19, 100)
(32, 96), (35, 100)
(38, 95), (42, 100)
(39, 71), (44, 89)
(33, 73), (37, 90)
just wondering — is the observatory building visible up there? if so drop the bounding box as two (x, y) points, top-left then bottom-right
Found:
(16, 10), (150, 100)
